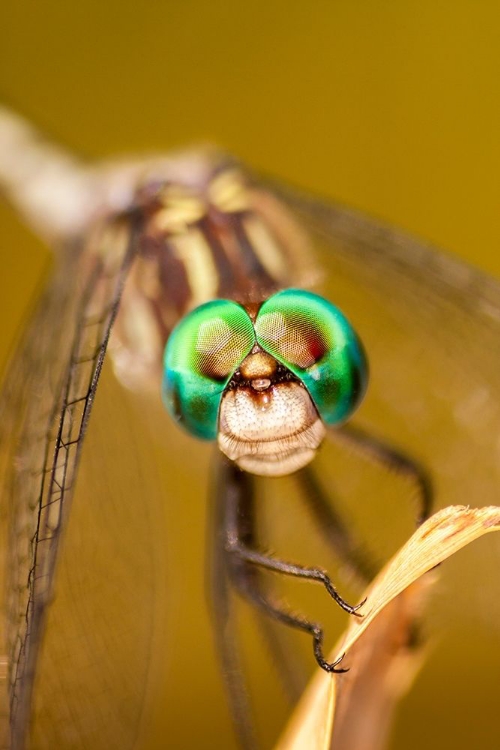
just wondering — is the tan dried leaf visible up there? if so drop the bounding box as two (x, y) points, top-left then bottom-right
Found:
(276, 505), (500, 750)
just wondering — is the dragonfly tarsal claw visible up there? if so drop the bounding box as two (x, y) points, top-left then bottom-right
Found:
(312, 627), (349, 673)
(320, 573), (365, 616)
(351, 596), (367, 617)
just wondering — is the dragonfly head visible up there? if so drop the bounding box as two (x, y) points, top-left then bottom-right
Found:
(163, 289), (368, 476)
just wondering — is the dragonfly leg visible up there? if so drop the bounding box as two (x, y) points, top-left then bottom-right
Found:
(209, 457), (258, 750)
(228, 540), (365, 616)
(217, 459), (362, 673)
(294, 465), (378, 585)
(331, 424), (433, 526)
(209, 454), (307, 747)
(224, 473), (307, 698)
(231, 561), (348, 674)
(209, 558), (259, 750)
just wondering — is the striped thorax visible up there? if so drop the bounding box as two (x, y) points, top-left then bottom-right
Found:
(93, 151), (367, 476)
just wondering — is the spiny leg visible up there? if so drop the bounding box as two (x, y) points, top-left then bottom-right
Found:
(210, 562), (258, 750)
(221, 452), (365, 615)
(294, 465), (378, 586)
(209, 457), (258, 750)
(227, 536), (365, 616)
(209, 455), (307, 748)
(232, 560), (347, 674)
(332, 424), (433, 525)
(214, 458), (309, 699)
(223, 466), (307, 702)
(221, 460), (361, 673)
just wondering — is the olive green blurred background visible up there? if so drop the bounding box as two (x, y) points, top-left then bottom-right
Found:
(1, 2), (499, 749)
(1, 1), (500, 370)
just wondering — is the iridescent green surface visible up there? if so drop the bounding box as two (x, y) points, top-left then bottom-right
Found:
(255, 289), (368, 425)
(164, 289), (367, 439)
(163, 299), (255, 439)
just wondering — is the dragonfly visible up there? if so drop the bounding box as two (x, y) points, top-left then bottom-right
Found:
(0, 106), (500, 750)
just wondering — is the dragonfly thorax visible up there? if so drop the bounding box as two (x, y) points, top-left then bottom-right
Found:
(108, 156), (315, 393)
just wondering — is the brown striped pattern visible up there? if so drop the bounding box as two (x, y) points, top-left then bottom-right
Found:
(110, 160), (316, 392)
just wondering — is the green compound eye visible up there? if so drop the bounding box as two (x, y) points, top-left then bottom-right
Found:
(255, 289), (368, 425)
(163, 299), (255, 439)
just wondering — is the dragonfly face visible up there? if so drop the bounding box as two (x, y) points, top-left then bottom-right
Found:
(163, 289), (368, 476)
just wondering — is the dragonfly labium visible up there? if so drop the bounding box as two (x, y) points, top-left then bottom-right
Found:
(1, 107), (500, 750)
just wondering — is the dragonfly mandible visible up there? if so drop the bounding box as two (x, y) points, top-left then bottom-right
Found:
(1, 107), (500, 750)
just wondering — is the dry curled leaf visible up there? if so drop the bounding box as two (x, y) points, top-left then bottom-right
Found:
(277, 505), (500, 750)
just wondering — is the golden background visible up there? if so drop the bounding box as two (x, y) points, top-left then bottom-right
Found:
(1, 1), (500, 373)
(1, 3), (499, 749)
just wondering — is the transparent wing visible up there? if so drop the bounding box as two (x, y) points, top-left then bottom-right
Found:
(268, 178), (500, 514)
(0, 216), (141, 748)
(263, 179), (500, 750)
